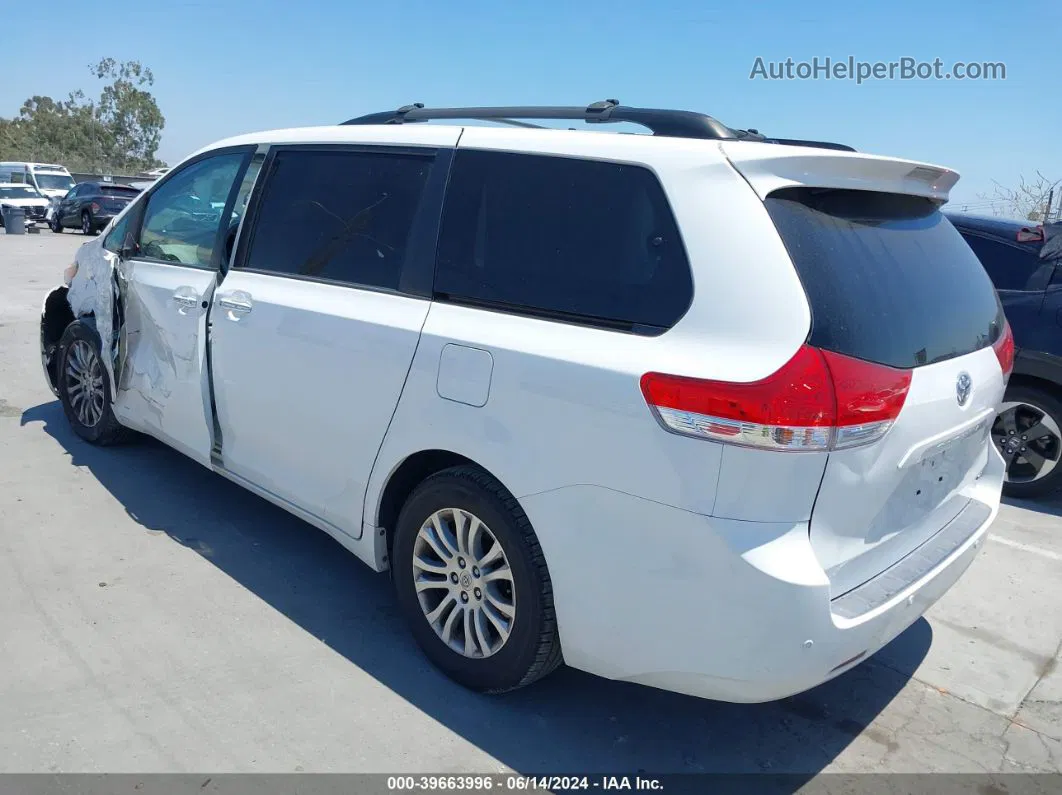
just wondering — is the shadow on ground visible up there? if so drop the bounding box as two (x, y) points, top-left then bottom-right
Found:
(1003, 493), (1062, 518)
(22, 400), (931, 779)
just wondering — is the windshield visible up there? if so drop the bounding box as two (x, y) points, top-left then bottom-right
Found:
(33, 173), (75, 191)
(0, 186), (41, 199)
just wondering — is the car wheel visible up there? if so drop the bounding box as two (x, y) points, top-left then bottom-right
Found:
(57, 321), (131, 446)
(81, 211), (95, 235)
(993, 383), (1062, 498)
(51, 215), (63, 233)
(392, 466), (562, 693)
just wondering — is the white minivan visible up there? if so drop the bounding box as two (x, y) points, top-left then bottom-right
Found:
(38, 102), (1012, 703)
(0, 161), (76, 201)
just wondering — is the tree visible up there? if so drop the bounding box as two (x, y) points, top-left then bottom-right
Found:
(0, 59), (165, 174)
(93, 58), (165, 170)
(977, 172), (1062, 222)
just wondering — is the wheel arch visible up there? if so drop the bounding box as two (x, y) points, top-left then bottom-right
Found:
(1007, 372), (1062, 401)
(40, 286), (89, 393)
(374, 449), (512, 564)
(1011, 349), (1062, 394)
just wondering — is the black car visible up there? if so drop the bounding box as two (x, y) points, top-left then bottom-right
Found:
(948, 212), (1062, 496)
(51, 182), (141, 235)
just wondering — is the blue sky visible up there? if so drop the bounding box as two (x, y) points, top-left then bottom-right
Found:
(4, 0), (1058, 209)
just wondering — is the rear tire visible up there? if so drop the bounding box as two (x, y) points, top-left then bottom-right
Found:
(81, 212), (95, 235)
(996, 383), (1062, 499)
(57, 321), (131, 446)
(392, 466), (562, 693)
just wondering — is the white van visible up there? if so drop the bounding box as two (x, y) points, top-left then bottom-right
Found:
(38, 102), (1009, 703)
(0, 162), (76, 200)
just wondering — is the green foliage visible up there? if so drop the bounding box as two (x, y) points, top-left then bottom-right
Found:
(0, 59), (166, 174)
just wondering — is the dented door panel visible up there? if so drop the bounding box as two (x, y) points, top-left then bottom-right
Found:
(107, 147), (254, 463)
(112, 259), (219, 464)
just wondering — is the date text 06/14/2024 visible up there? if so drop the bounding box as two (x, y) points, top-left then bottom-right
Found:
(386, 775), (665, 791)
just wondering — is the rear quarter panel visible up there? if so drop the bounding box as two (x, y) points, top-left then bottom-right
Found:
(365, 131), (815, 533)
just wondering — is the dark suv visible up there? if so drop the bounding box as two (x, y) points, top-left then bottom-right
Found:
(948, 212), (1062, 496)
(51, 182), (141, 235)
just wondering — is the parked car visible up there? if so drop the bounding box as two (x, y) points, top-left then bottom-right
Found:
(39, 102), (1011, 703)
(0, 182), (50, 226)
(947, 212), (1062, 497)
(51, 182), (141, 235)
(0, 162), (75, 201)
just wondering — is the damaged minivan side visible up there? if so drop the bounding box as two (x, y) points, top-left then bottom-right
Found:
(38, 111), (1008, 703)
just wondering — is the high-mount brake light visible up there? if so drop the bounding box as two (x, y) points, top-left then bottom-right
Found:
(640, 345), (912, 452)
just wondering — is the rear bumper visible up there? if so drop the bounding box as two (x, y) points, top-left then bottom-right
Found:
(520, 449), (1003, 703)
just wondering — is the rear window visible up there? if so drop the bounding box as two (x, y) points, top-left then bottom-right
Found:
(435, 150), (692, 334)
(765, 188), (1004, 369)
(101, 186), (139, 198)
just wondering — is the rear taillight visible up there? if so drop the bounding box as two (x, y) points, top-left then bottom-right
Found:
(640, 345), (912, 452)
(993, 321), (1015, 382)
(91, 202), (101, 213)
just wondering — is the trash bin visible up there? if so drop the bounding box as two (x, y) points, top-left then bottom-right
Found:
(2, 206), (26, 234)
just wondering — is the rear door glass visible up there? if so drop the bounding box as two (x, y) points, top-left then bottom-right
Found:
(242, 148), (433, 291)
(435, 149), (693, 334)
(958, 232), (1044, 291)
(765, 188), (1004, 369)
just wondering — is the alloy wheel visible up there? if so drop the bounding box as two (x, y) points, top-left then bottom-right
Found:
(65, 340), (105, 427)
(992, 401), (1062, 484)
(412, 507), (516, 659)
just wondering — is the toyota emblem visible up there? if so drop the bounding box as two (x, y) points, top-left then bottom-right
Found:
(956, 372), (972, 407)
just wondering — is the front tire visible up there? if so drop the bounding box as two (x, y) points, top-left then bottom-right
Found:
(392, 466), (562, 693)
(57, 321), (130, 445)
(51, 215), (63, 233)
(994, 383), (1062, 498)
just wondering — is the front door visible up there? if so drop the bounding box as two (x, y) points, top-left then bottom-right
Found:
(209, 139), (455, 536)
(112, 148), (256, 466)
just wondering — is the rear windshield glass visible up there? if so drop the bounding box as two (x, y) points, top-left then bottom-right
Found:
(765, 188), (1004, 369)
(101, 186), (139, 198)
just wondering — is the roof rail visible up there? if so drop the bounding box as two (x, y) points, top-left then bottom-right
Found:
(340, 101), (856, 151)
(341, 100), (742, 140)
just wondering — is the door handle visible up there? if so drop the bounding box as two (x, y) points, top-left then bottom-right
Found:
(172, 289), (200, 309)
(217, 291), (253, 314)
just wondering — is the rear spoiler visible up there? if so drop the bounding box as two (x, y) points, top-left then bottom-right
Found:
(719, 141), (959, 203)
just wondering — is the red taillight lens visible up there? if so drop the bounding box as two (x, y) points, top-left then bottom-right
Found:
(640, 345), (911, 452)
(820, 350), (912, 449)
(993, 321), (1015, 381)
(91, 202), (101, 213)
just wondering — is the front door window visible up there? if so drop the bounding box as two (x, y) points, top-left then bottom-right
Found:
(137, 154), (246, 268)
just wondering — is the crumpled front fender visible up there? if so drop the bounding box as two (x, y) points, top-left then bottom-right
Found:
(63, 242), (122, 398)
